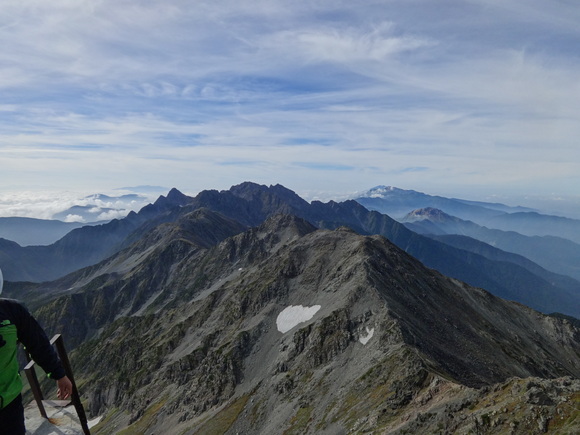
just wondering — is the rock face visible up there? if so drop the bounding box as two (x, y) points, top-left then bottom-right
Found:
(40, 213), (580, 434)
(33, 208), (248, 348)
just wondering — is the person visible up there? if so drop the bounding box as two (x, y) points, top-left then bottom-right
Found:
(0, 268), (73, 434)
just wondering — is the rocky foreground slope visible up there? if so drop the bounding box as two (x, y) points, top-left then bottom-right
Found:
(29, 212), (580, 434)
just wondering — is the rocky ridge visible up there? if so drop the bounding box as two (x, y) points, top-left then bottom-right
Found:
(43, 213), (580, 434)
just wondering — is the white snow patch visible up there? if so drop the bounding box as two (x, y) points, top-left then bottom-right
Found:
(276, 305), (321, 333)
(359, 327), (374, 345)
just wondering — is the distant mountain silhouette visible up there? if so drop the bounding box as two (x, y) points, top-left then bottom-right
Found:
(0, 217), (92, 246)
(403, 207), (580, 281)
(356, 186), (580, 244)
(484, 211), (580, 244)
(354, 185), (533, 221)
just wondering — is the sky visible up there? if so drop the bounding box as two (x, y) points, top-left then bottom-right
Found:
(1, 0), (580, 218)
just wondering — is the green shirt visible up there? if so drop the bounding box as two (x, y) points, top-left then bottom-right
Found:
(0, 299), (65, 409)
(0, 319), (21, 409)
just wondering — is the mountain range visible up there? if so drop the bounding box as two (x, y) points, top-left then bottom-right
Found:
(2, 183), (579, 318)
(354, 186), (535, 221)
(355, 186), (580, 244)
(12, 209), (580, 433)
(403, 207), (580, 282)
(1, 182), (579, 433)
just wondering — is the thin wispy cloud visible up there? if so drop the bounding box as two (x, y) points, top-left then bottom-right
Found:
(1, 0), (579, 207)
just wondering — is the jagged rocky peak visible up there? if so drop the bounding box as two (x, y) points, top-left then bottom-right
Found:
(402, 207), (454, 222)
(154, 187), (192, 207)
(228, 181), (278, 201)
(229, 181), (309, 209)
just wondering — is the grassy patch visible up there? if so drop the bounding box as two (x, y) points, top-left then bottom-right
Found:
(194, 394), (250, 435)
(117, 398), (167, 435)
(547, 391), (580, 433)
(283, 406), (314, 435)
(330, 391), (363, 427)
(91, 408), (125, 435)
(249, 397), (265, 425)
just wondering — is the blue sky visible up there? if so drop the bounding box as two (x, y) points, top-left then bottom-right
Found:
(1, 0), (580, 211)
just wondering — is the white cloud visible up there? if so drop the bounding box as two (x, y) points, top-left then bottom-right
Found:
(64, 214), (85, 223)
(265, 22), (432, 65)
(0, 191), (88, 220)
(96, 209), (131, 221)
(0, 189), (158, 220)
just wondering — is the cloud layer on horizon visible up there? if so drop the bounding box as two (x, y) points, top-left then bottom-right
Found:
(0, 188), (160, 222)
(1, 0), (580, 199)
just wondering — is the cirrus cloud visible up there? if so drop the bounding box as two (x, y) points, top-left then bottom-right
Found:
(1, 0), (579, 205)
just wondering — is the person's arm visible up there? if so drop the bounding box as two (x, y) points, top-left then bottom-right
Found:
(8, 300), (68, 384)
